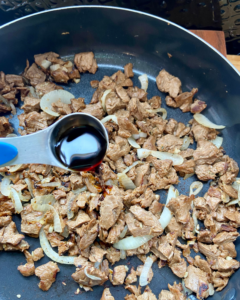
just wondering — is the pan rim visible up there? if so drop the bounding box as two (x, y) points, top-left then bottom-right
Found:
(0, 5), (239, 77)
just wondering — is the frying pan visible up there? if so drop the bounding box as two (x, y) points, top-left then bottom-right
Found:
(0, 6), (240, 300)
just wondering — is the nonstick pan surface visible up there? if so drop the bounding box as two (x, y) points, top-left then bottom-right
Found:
(0, 6), (240, 300)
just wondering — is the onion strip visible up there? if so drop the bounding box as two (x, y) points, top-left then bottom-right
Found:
(147, 108), (167, 120)
(210, 136), (223, 148)
(40, 90), (75, 117)
(137, 149), (184, 166)
(159, 185), (179, 229)
(122, 161), (141, 174)
(138, 74), (148, 91)
(180, 136), (191, 151)
(10, 187), (23, 213)
(39, 227), (75, 264)
(189, 181), (203, 196)
(101, 89), (111, 112)
(119, 225), (128, 238)
(101, 115), (118, 124)
(67, 194), (77, 219)
(194, 113), (225, 129)
(84, 267), (101, 280)
(128, 137), (140, 149)
(139, 257), (153, 286)
(113, 235), (153, 250)
(117, 173), (136, 190)
(0, 177), (12, 196)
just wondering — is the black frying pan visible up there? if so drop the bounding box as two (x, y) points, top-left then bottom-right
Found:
(0, 6), (240, 300)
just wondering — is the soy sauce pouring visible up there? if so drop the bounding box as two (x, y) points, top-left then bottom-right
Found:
(0, 113), (109, 171)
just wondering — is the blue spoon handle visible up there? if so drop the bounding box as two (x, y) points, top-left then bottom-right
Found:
(0, 142), (18, 165)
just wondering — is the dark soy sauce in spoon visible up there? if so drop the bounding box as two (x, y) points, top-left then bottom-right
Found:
(55, 125), (107, 171)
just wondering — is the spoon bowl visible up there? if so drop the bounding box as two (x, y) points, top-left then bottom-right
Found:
(0, 113), (109, 171)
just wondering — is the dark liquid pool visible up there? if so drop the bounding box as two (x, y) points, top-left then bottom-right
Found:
(55, 125), (107, 171)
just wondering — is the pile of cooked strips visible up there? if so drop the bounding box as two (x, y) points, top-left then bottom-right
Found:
(0, 51), (240, 300)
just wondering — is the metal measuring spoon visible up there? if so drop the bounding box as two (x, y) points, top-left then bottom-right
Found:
(0, 113), (109, 171)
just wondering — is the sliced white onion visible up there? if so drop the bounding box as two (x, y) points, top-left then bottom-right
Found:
(40, 90), (75, 116)
(101, 89), (112, 112)
(208, 283), (215, 296)
(113, 235), (153, 250)
(139, 256), (153, 286)
(9, 101), (16, 115)
(193, 212), (199, 234)
(119, 225), (128, 238)
(120, 250), (127, 260)
(40, 182), (61, 188)
(147, 108), (167, 120)
(184, 173), (194, 180)
(210, 136), (223, 148)
(24, 178), (34, 197)
(1, 177), (11, 196)
(180, 136), (191, 151)
(132, 133), (140, 140)
(226, 199), (239, 206)
(105, 179), (118, 186)
(159, 185), (179, 229)
(10, 187), (23, 213)
(117, 173), (136, 190)
(139, 132), (148, 138)
(221, 191), (230, 203)
(67, 194), (77, 219)
(61, 225), (69, 238)
(72, 186), (88, 195)
(8, 164), (23, 173)
(101, 115), (118, 124)
(39, 227), (75, 264)
(28, 86), (39, 98)
(138, 74), (148, 92)
(137, 149), (184, 166)
(50, 64), (60, 72)
(41, 59), (52, 69)
(84, 266), (101, 281)
(0, 94), (10, 106)
(189, 181), (203, 196)
(182, 279), (193, 296)
(31, 195), (56, 210)
(6, 133), (18, 137)
(122, 161), (141, 174)
(32, 196), (61, 232)
(128, 137), (140, 149)
(194, 114), (225, 129)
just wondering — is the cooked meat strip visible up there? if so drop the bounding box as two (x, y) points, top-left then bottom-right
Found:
(99, 195), (123, 230)
(17, 250), (35, 277)
(72, 265), (108, 287)
(184, 265), (209, 299)
(166, 195), (194, 224)
(0, 116), (13, 137)
(124, 63), (134, 78)
(157, 134), (183, 152)
(35, 262), (60, 291)
(191, 99), (207, 113)
(24, 63), (46, 86)
(21, 97), (40, 113)
(191, 120), (219, 141)
(156, 69), (181, 98)
(101, 288), (115, 300)
(109, 265), (127, 285)
(193, 139), (223, 165)
(166, 88), (198, 112)
(129, 205), (163, 236)
(81, 102), (104, 120)
(74, 52), (98, 74)
(32, 247), (44, 261)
